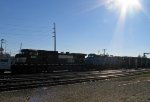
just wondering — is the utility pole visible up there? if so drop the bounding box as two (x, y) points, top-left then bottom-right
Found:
(52, 23), (56, 51)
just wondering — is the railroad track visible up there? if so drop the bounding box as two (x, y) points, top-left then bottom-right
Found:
(0, 69), (150, 92)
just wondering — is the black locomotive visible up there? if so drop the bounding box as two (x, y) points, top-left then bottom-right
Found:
(11, 49), (87, 73)
(11, 49), (150, 74)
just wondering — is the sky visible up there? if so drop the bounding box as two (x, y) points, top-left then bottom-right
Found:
(0, 0), (150, 57)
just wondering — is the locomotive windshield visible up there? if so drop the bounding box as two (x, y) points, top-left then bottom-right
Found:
(88, 54), (96, 58)
(21, 49), (38, 56)
(0, 59), (8, 62)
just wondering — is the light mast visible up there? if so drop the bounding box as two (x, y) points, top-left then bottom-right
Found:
(53, 23), (56, 51)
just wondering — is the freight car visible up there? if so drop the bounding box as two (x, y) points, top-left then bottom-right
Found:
(85, 54), (150, 69)
(11, 49), (86, 74)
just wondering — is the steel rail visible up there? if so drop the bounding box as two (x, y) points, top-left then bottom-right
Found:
(0, 69), (149, 92)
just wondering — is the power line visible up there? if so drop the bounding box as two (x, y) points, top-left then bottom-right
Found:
(0, 23), (49, 29)
(0, 27), (50, 33)
(0, 23), (51, 34)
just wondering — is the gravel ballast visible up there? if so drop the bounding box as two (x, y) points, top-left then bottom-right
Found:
(0, 74), (150, 102)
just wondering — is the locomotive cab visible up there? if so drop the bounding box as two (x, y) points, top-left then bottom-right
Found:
(15, 49), (38, 64)
(15, 49), (58, 64)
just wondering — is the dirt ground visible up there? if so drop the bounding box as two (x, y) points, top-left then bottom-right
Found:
(0, 74), (150, 102)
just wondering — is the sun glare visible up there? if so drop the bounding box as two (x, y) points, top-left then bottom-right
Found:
(105, 0), (142, 22)
(102, 0), (143, 55)
(104, 0), (143, 27)
(115, 0), (142, 16)
(116, 0), (142, 10)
